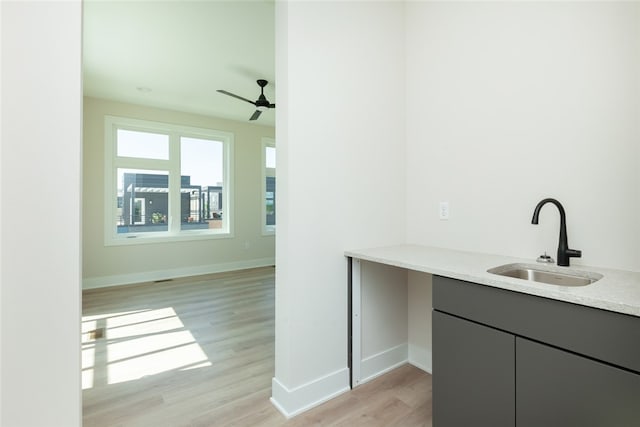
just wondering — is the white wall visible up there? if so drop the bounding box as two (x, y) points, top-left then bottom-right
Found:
(406, 1), (640, 272)
(272, 0), (406, 417)
(361, 261), (407, 382)
(83, 97), (275, 288)
(1, 1), (82, 425)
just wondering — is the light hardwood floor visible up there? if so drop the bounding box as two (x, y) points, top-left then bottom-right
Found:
(82, 267), (432, 426)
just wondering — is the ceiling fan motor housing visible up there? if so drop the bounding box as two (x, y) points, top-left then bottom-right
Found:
(256, 95), (270, 110)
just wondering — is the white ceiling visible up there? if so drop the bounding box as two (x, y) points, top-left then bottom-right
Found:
(83, 0), (276, 127)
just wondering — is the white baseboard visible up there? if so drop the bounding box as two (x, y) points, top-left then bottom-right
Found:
(408, 344), (432, 374)
(82, 257), (275, 289)
(270, 368), (350, 418)
(359, 343), (408, 385)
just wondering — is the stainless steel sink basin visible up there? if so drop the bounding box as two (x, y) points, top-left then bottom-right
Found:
(487, 263), (602, 286)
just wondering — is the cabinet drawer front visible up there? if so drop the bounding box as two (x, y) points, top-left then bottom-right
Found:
(433, 275), (640, 373)
(517, 337), (640, 427)
(433, 311), (515, 427)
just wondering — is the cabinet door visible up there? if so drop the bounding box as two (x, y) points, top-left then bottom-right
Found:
(517, 337), (640, 427)
(433, 310), (515, 427)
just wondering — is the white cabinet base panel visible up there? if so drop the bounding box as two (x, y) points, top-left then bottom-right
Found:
(360, 343), (409, 385)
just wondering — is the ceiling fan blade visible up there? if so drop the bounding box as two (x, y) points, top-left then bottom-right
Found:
(249, 110), (262, 121)
(269, 103), (276, 108)
(217, 90), (256, 105)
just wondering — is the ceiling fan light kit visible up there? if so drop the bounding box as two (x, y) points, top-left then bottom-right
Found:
(217, 79), (275, 121)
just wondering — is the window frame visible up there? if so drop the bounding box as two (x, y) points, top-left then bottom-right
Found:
(261, 137), (276, 235)
(104, 115), (234, 246)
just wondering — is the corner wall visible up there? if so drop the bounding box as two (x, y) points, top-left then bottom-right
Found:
(272, 0), (406, 417)
(83, 97), (275, 288)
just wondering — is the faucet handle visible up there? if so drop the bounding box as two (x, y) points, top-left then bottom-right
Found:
(566, 248), (582, 259)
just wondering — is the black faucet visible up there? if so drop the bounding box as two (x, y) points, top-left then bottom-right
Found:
(531, 198), (581, 267)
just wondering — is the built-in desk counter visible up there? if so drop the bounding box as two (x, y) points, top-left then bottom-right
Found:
(346, 244), (640, 317)
(345, 244), (640, 389)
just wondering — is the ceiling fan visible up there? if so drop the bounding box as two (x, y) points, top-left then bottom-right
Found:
(217, 79), (275, 121)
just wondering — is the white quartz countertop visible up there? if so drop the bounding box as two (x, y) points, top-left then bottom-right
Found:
(345, 244), (640, 318)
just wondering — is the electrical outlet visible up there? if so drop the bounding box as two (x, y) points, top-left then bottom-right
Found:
(439, 201), (449, 220)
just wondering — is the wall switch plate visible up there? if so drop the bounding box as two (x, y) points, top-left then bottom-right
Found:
(439, 201), (449, 220)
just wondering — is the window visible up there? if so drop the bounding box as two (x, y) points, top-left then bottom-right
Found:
(262, 138), (276, 235)
(105, 116), (233, 245)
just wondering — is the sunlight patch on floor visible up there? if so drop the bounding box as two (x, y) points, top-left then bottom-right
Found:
(82, 307), (210, 390)
(180, 361), (213, 371)
(105, 307), (179, 328)
(107, 330), (197, 362)
(107, 316), (185, 339)
(82, 344), (96, 390)
(107, 341), (209, 385)
(82, 309), (147, 325)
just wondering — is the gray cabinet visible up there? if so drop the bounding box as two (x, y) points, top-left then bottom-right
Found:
(433, 311), (514, 427)
(517, 337), (640, 427)
(433, 275), (640, 427)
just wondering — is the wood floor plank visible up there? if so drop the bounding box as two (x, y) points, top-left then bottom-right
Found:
(82, 267), (432, 426)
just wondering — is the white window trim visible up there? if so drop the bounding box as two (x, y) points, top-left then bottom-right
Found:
(262, 137), (276, 236)
(104, 115), (234, 246)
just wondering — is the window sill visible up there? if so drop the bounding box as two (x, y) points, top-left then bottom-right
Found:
(262, 226), (276, 237)
(105, 230), (233, 246)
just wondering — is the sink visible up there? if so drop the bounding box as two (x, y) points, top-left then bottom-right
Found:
(487, 263), (602, 286)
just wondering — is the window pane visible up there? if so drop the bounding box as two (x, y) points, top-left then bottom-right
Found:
(266, 176), (276, 226)
(265, 146), (276, 169)
(117, 129), (169, 160)
(116, 169), (169, 234)
(180, 137), (224, 231)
